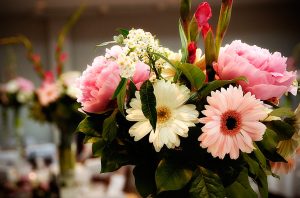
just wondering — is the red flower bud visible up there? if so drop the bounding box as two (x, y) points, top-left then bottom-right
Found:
(188, 41), (197, 64)
(195, 2), (212, 28)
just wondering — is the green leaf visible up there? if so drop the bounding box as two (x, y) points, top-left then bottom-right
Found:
(117, 28), (129, 37)
(112, 78), (128, 116)
(76, 116), (101, 137)
(189, 16), (200, 42)
(102, 110), (118, 143)
(83, 136), (100, 144)
(189, 166), (225, 198)
(155, 159), (193, 193)
(253, 143), (267, 170)
(112, 78), (127, 99)
(179, 20), (188, 63)
(256, 129), (286, 162)
(92, 139), (106, 157)
(178, 63), (206, 90)
(269, 107), (294, 118)
(215, 0), (233, 56)
(193, 76), (247, 101)
(267, 120), (295, 140)
(243, 154), (268, 198)
(127, 80), (137, 105)
(133, 164), (157, 197)
(96, 40), (116, 47)
(204, 29), (216, 67)
(180, 0), (191, 23)
(140, 80), (157, 130)
(225, 168), (257, 198)
(101, 149), (131, 173)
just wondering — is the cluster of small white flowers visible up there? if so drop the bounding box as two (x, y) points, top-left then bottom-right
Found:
(116, 52), (137, 78)
(123, 29), (160, 63)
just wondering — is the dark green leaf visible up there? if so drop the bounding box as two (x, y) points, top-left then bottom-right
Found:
(178, 63), (206, 90)
(192, 77), (247, 102)
(269, 107), (294, 118)
(133, 164), (157, 197)
(112, 78), (127, 99)
(112, 78), (128, 116)
(127, 80), (137, 105)
(92, 139), (106, 157)
(225, 168), (257, 198)
(189, 166), (225, 198)
(76, 116), (101, 137)
(267, 120), (295, 140)
(101, 149), (131, 173)
(140, 80), (157, 130)
(117, 28), (129, 37)
(243, 154), (268, 198)
(102, 110), (118, 142)
(179, 20), (188, 63)
(256, 129), (286, 162)
(253, 143), (267, 170)
(155, 159), (193, 193)
(180, 0), (191, 23)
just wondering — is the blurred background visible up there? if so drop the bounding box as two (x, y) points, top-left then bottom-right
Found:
(0, 0), (299, 197)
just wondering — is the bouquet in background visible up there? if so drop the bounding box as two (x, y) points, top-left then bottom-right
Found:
(0, 6), (85, 186)
(74, 0), (299, 197)
(0, 77), (34, 109)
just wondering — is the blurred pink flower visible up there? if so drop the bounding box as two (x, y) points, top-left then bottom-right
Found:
(5, 77), (34, 93)
(132, 62), (150, 90)
(214, 40), (297, 100)
(199, 85), (267, 159)
(77, 56), (121, 113)
(270, 157), (296, 174)
(36, 82), (61, 106)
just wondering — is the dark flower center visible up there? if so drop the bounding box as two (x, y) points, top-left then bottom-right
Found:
(226, 116), (237, 130)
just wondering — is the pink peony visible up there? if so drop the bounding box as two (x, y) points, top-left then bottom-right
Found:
(132, 62), (150, 90)
(77, 56), (121, 113)
(214, 40), (297, 100)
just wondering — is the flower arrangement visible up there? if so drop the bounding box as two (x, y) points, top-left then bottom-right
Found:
(0, 77), (34, 108)
(0, 6), (85, 186)
(75, 1), (300, 197)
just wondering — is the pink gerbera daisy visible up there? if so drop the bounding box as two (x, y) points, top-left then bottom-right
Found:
(198, 85), (268, 159)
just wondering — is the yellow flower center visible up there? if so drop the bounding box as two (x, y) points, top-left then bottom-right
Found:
(157, 106), (172, 124)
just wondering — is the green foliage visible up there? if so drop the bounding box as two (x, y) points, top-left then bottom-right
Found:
(140, 80), (157, 130)
(243, 154), (268, 198)
(102, 110), (118, 142)
(266, 120), (295, 140)
(117, 28), (129, 37)
(155, 159), (193, 193)
(269, 107), (294, 118)
(225, 168), (257, 198)
(112, 78), (128, 116)
(189, 16), (200, 42)
(178, 63), (206, 90)
(133, 164), (157, 197)
(189, 166), (225, 198)
(76, 116), (102, 138)
(215, 0), (233, 56)
(256, 129), (286, 162)
(180, 0), (191, 23)
(179, 21), (188, 63)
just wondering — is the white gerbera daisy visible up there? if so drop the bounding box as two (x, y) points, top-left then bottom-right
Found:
(126, 80), (199, 152)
